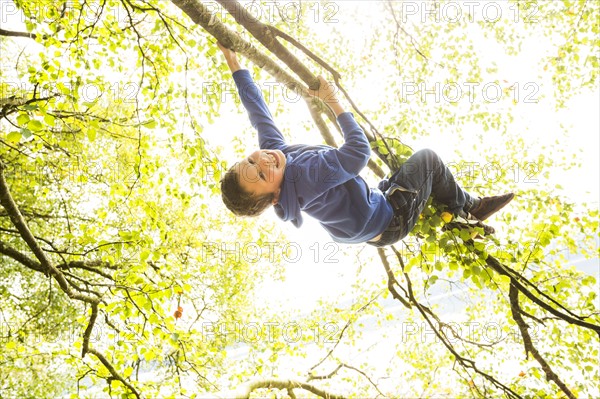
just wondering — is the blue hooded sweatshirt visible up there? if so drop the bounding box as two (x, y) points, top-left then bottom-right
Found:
(232, 69), (393, 244)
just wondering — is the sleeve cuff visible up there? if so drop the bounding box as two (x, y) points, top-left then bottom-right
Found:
(232, 68), (250, 81)
(337, 112), (359, 132)
(336, 111), (354, 121)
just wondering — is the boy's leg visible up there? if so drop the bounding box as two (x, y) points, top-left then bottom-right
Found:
(389, 148), (473, 217)
(378, 149), (514, 243)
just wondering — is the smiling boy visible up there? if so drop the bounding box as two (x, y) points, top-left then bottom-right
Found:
(218, 44), (514, 246)
(235, 149), (286, 202)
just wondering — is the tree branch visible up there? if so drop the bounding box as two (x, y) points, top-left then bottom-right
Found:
(57, 260), (115, 281)
(213, 0), (403, 170)
(0, 162), (98, 304)
(87, 348), (141, 399)
(225, 377), (345, 399)
(215, 0), (320, 90)
(381, 243), (523, 398)
(309, 363), (385, 397)
(170, 0), (392, 178)
(385, 2), (448, 70)
(0, 239), (46, 274)
(0, 160), (141, 398)
(377, 247), (412, 309)
(485, 254), (600, 335)
(308, 292), (380, 376)
(0, 28), (36, 39)
(509, 282), (576, 399)
(170, 0), (307, 94)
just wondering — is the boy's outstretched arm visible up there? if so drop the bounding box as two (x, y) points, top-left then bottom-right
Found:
(217, 42), (287, 151)
(308, 76), (371, 180)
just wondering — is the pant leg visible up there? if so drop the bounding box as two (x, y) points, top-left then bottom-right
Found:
(388, 149), (474, 218)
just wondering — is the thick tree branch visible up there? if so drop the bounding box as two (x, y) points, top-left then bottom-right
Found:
(499, 252), (587, 321)
(268, 25), (341, 81)
(169, 0), (389, 178)
(0, 28), (36, 39)
(1, 95), (57, 120)
(215, 0), (320, 90)
(225, 377), (345, 399)
(380, 244), (524, 398)
(509, 282), (576, 399)
(0, 239), (46, 273)
(212, 0), (402, 170)
(377, 248), (412, 308)
(0, 161), (140, 398)
(306, 98), (338, 147)
(170, 0), (307, 94)
(58, 260), (115, 281)
(485, 253), (600, 335)
(87, 348), (141, 399)
(0, 161), (97, 304)
(82, 304), (99, 357)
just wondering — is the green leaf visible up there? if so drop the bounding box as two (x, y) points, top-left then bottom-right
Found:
(27, 119), (43, 131)
(43, 114), (55, 126)
(87, 128), (97, 142)
(17, 113), (30, 125)
(20, 128), (32, 139)
(123, 366), (133, 378)
(6, 131), (22, 143)
(140, 249), (150, 262)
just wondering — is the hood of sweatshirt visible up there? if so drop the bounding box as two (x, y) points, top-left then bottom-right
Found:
(273, 156), (303, 227)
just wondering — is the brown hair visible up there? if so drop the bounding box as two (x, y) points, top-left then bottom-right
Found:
(220, 164), (275, 217)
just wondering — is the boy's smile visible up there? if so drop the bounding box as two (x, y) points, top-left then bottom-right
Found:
(236, 149), (286, 203)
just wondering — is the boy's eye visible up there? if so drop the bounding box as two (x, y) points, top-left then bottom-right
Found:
(247, 157), (254, 164)
(259, 172), (265, 180)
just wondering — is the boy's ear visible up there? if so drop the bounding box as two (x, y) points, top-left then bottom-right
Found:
(272, 188), (281, 205)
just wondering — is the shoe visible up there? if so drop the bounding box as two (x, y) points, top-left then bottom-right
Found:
(468, 193), (514, 221)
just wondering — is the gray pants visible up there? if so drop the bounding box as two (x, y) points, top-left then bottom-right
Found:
(368, 149), (474, 247)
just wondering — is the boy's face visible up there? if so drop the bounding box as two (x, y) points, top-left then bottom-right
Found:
(235, 149), (286, 203)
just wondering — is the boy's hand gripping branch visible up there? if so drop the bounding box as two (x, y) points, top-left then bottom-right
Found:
(217, 42), (241, 73)
(217, 42), (343, 117)
(307, 75), (345, 117)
